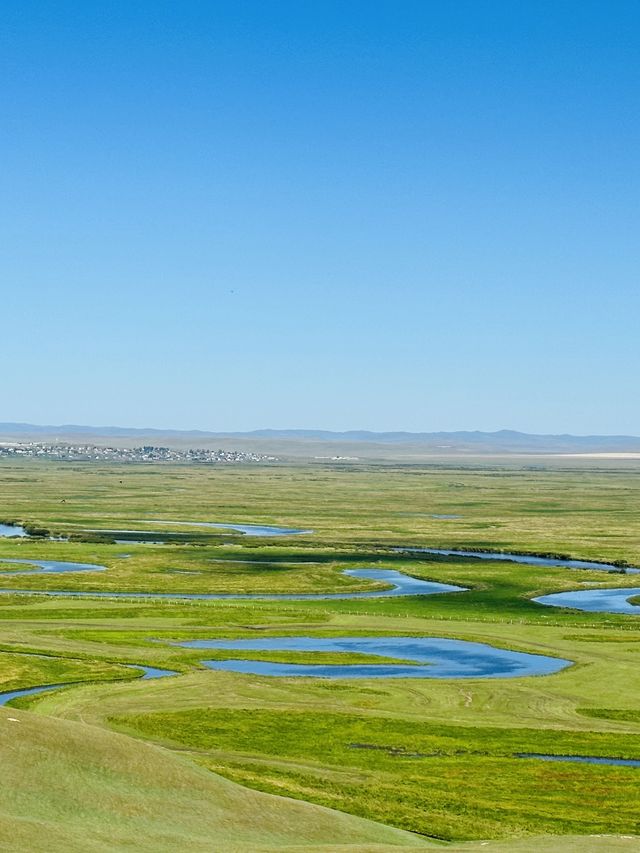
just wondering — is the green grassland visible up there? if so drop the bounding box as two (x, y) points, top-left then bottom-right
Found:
(0, 458), (639, 850)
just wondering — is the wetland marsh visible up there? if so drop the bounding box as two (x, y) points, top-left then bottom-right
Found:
(1, 458), (639, 848)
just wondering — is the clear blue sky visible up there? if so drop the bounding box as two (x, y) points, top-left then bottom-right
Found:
(2, 1), (638, 434)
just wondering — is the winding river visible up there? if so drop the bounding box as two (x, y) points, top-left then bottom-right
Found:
(88, 521), (313, 539)
(3, 519), (639, 618)
(0, 558), (106, 575)
(4, 519), (639, 711)
(0, 537), (587, 686)
(0, 560), (466, 601)
(1, 551), (639, 615)
(406, 548), (639, 574)
(0, 664), (176, 707)
(149, 520), (314, 536)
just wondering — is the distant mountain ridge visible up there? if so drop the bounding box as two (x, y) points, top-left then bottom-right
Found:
(239, 428), (640, 447)
(1, 423), (639, 454)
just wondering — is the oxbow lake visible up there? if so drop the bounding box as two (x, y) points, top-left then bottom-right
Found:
(177, 636), (571, 679)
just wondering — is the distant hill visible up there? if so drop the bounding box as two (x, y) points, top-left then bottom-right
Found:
(0, 422), (217, 438)
(1, 423), (640, 455)
(236, 428), (640, 451)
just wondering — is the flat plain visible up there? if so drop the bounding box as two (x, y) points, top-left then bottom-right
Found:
(0, 457), (639, 851)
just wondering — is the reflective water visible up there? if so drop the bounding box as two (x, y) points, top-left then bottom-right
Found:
(86, 521), (313, 540)
(142, 520), (314, 536)
(517, 753), (640, 768)
(0, 558), (106, 575)
(135, 666), (178, 679)
(0, 524), (26, 537)
(534, 587), (640, 615)
(179, 636), (571, 679)
(0, 664), (176, 706)
(87, 529), (182, 544)
(0, 567), (467, 600)
(0, 682), (72, 705)
(410, 548), (638, 573)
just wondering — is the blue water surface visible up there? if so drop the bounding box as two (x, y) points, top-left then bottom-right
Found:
(140, 520), (313, 536)
(517, 753), (640, 768)
(534, 587), (640, 615)
(0, 565), (466, 601)
(0, 524), (26, 538)
(178, 635), (571, 679)
(408, 548), (638, 573)
(0, 664), (176, 706)
(0, 558), (106, 575)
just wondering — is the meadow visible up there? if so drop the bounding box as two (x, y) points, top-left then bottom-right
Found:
(0, 457), (639, 851)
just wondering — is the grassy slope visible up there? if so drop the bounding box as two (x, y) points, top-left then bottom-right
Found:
(0, 707), (429, 852)
(0, 707), (635, 853)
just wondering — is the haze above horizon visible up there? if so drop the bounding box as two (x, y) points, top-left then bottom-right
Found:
(2, 2), (638, 434)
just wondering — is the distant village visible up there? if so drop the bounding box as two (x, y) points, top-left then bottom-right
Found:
(0, 442), (276, 464)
